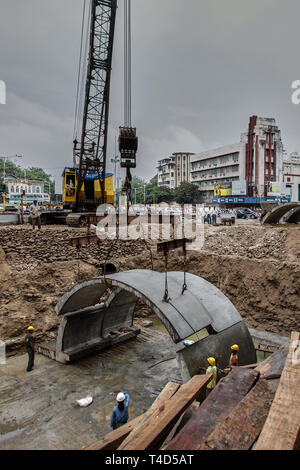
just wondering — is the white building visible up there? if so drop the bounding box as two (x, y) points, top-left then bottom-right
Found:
(157, 153), (194, 189)
(156, 116), (289, 204)
(157, 156), (176, 189)
(283, 152), (300, 202)
(190, 143), (245, 202)
(3, 177), (50, 204)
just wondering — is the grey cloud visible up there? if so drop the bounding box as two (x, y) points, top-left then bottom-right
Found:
(0, 0), (299, 191)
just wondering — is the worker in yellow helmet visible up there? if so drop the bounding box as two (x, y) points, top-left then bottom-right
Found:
(228, 344), (239, 368)
(25, 326), (36, 372)
(205, 357), (217, 398)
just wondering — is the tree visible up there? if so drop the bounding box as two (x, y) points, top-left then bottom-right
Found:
(174, 182), (202, 204)
(0, 160), (55, 198)
(145, 182), (174, 204)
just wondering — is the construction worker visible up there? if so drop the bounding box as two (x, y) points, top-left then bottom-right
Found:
(229, 344), (239, 368)
(29, 200), (41, 230)
(110, 391), (130, 430)
(25, 326), (36, 372)
(205, 357), (218, 397)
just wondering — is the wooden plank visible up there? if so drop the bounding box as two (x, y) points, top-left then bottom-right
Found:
(84, 382), (180, 450)
(148, 382), (181, 412)
(84, 414), (141, 451)
(118, 374), (211, 450)
(161, 402), (200, 450)
(166, 367), (259, 450)
(199, 379), (275, 450)
(240, 363), (259, 369)
(254, 343), (288, 378)
(255, 332), (300, 450)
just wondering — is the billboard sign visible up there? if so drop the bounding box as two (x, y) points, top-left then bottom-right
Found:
(214, 183), (232, 197)
(267, 182), (288, 197)
(232, 180), (247, 196)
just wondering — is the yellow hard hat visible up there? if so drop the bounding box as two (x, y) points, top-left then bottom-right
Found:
(231, 344), (239, 351)
(27, 326), (35, 331)
(207, 357), (216, 366)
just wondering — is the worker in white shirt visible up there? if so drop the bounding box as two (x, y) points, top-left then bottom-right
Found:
(212, 208), (217, 225)
(30, 200), (41, 230)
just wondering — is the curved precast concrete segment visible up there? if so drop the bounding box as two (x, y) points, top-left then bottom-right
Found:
(55, 278), (107, 315)
(99, 270), (243, 343)
(54, 270), (256, 373)
(284, 206), (300, 224)
(262, 203), (300, 225)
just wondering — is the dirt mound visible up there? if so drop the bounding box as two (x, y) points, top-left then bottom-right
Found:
(0, 222), (299, 355)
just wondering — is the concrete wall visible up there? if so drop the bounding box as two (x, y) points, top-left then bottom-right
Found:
(176, 321), (257, 382)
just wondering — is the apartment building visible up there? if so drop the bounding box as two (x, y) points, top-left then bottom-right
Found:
(190, 143), (245, 202)
(157, 156), (176, 188)
(157, 153), (194, 189)
(156, 116), (288, 204)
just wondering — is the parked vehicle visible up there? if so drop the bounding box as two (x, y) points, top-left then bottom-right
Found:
(4, 205), (19, 212)
(237, 208), (258, 219)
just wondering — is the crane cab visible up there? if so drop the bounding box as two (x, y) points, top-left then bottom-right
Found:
(62, 168), (114, 207)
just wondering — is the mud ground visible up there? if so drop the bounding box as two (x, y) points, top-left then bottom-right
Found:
(0, 327), (181, 450)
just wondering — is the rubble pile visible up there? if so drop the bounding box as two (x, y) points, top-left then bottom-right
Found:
(203, 225), (288, 260)
(0, 226), (146, 270)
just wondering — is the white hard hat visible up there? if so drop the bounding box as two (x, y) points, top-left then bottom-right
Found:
(117, 392), (125, 402)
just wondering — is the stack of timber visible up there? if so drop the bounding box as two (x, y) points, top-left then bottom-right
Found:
(166, 338), (292, 450)
(166, 367), (260, 450)
(255, 331), (300, 450)
(197, 344), (289, 450)
(85, 333), (299, 451)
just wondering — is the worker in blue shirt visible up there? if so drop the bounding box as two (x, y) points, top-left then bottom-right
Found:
(110, 391), (130, 430)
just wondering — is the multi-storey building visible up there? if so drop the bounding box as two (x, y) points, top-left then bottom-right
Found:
(156, 116), (291, 205)
(157, 153), (194, 189)
(157, 156), (176, 188)
(283, 152), (300, 202)
(190, 143), (245, 202)
(240, 116), (284, 197)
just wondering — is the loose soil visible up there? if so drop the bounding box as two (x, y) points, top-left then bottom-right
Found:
(0, 221), (299, 355)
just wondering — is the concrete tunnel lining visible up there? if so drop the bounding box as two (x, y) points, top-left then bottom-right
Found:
(262, 202), (300, 224)
(52, 270), (257, 379)
(284, 206), (300, 224)
(55, 270), (243, 343)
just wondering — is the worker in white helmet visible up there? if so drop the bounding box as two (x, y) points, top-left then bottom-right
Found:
(110, 390), (130, 430)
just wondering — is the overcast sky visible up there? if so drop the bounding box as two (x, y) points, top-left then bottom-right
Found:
(0, 0), (300, 192)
